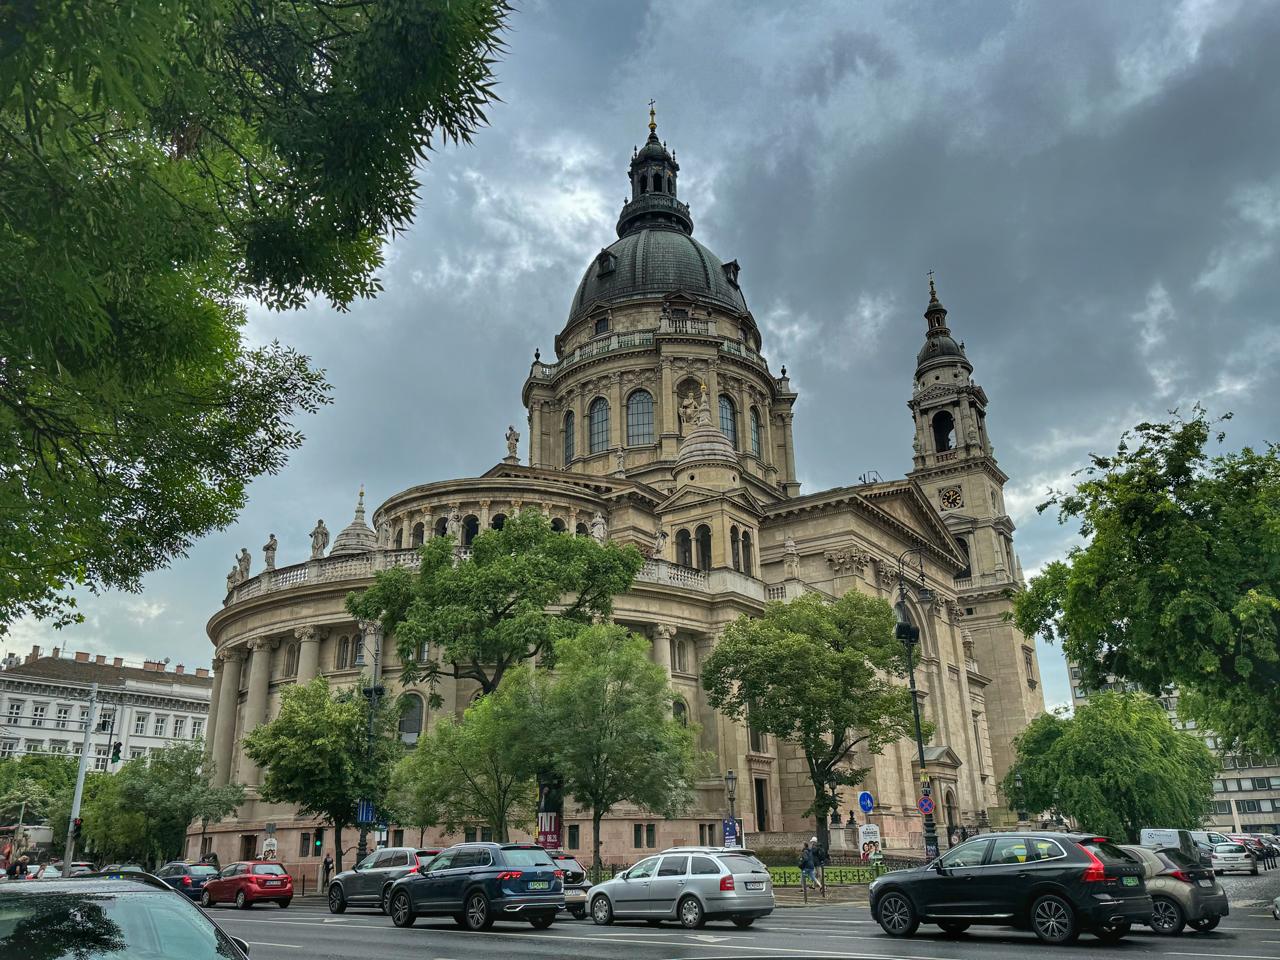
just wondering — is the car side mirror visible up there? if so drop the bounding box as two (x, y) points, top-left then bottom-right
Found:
(232, 936), (250, 956)
(934, 860), (946, 873)
(620, 871), (629, 881)
(417, 864), (429, 875)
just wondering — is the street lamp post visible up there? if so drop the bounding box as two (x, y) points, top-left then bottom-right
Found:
(1013, 772), (1028, 823)
(893, 547), (940, 862)
(724, 770), (738, 847)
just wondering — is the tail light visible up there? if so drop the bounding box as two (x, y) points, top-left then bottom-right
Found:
(719, 875), (735, 891)
(1168, 870), (1192, 883)
(496, 871), (523, 881)
(1077, 844), (1112, 883)
(412, 855), (419, 870)
(182, 876), (192, 887)
(554, 869), (564, 879)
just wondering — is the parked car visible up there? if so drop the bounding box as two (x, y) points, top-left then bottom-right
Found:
(588, 846), (774, 929)
(102, 863), (145, 873)
(61, 861), (97, 877)
(1229, 834), (1269, 862)
(326, 845), (440, 914)
(547, 850), (592, 919)
(200, 859), (294, 908)
(156, 861), (221, 900)
(1120, 844), (1229, 934)
(870, 832), (1152, 944)
(0, 873), (251, 958)
(385, 842), (564, 931)
(1211, 842), (1257, 876)
(1140, 829), (1199, 861)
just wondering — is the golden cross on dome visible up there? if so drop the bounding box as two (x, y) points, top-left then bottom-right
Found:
(927, 269), (937, 299)
(648, 100), (657, 134)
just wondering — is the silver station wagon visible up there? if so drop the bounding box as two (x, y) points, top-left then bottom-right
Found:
(589, 846), (774, 928)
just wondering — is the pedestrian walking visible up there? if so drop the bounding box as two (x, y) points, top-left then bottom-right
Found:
(959, 826), (969, 843)
(322, 852), (334, 886)
(811, 836), (830, 892)
(5, 855), (29, 879)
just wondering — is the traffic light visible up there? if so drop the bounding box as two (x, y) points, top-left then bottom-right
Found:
(110, 741), (122, 763)
(72, 817), (83, 840)
(313, 827), (324, 851)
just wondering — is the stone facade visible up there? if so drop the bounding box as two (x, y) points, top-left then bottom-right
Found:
(193, 116), (1044, 871)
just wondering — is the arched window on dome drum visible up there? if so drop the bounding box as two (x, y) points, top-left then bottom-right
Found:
(749, 407), (762, 457)
(932, 410), (955, 453)
(651, 172), (661, 194)
(393, 529), (403, 550)
(434, 516), (448, 539)
(335, 636), (350, 671)
(675, 528), (693, 567)
(551, 517), (567, 533)
(673, 699), (688, 727)
(718, 395), (737, 448)
(399, 694), (424, 745)
(588, 397), (610, 454)
(411, 522), (425, 547)
(284, 643), (299, 677)
(563, 411), (575, 465)
(626, 390), (654, 445)
(575, 521), (589, 536)
(741, 531), (754, 576)
(462, 515), (479, 547)
(490, 513), (507, 531)
(955, 537), (971, 580)
(730, 526), (741, 571)
(671, 638), (689, 674)
(695, 524), (712, 571)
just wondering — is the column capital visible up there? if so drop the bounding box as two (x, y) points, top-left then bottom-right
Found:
(653, 623), (677, 641)
(248, 637), (275, 652)
(358, 619), (384, 640)
(220, 646), (247, 663)
(294, 625), (318, 643)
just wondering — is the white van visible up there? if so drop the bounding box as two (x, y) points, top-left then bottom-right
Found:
(1140, 828), (1197, 856)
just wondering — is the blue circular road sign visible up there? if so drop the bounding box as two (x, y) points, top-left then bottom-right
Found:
(858, 791), (875, 813)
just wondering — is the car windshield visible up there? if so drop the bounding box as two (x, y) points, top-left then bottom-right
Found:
(555, 858), (585, 873)
(500, 848), (554, 867)
(720, 854), (768, 875)
(252, 864), (287, 876)
(189, 866), (218, 877)
(0, 889), (241, 958)
(1215, 843), (1245, 853)
(1080, 839), (1136, 864)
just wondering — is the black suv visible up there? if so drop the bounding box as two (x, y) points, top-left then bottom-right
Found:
(870, 833), (1152, 944)
(547, 850), (592, 919)
(386, 842), (564, 930)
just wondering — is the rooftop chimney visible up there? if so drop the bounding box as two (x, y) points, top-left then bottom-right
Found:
(95, 654), (106, 665)
(52, 647), (60, 659)
(143, 659), (161, 672)
(26, 644), (41, 664)
(174, 664), (185, 675)
(74, 651), (89, 663)
(113, 657), (123, 667)
(195, 667), (210, 678)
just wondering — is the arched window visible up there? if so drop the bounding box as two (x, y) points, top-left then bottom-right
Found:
(741, 531), (754, 576)
(551, 517), (567, 533)
(749, 407), (762, 456)
(575, 521), (589, 536)
(626, 390), (654, 445)
(563, 411), (575, 465)
(730, 526), (741, 571)
(673, 699), (688, 727)
(594, 315), (609, 337)
(588, 398), (610, 454)
(490, 513), (507, 530)
(671, 638), (688, 674)
(393, 529), (403, 550)
(932, 410), (955, 452)
(462, 515), (479, 547)
(651, 172), (661, 193)
(434, 517), (448, 539)
(284, 643), (299, 677)
(695, 524), (712, 571)
(955, 537), (972, 580)
(336, 636), (350, 671)
(411, 522), (425, 547)
(399, 694), (424, 745)
(675, 529), (693, 567)
(718, 395), (737, 447)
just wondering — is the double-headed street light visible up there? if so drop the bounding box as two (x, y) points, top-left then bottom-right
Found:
(893, 546), (939, 862)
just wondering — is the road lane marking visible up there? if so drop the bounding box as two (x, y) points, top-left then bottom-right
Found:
(1167, 954), (1280, 960)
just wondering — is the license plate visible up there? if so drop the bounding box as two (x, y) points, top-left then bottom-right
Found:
(528, 881), (549, 890)
(745, 881), (765, 891)
(1122, 876), (1138, 887)
(1197, 879), (1213, 888)
(565, 890), (586, 901)
(265, 880), (281, 887)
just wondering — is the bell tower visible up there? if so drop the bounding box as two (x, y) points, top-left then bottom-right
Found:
(907, 276), (1044, 816)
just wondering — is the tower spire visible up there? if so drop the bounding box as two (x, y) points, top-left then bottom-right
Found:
(648, 99), (657, 136)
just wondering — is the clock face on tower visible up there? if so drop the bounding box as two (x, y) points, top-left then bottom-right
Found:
(940, 487), (963, 510)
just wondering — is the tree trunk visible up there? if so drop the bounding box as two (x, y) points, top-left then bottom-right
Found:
(334, 824), (344, 873)
(592, 809), (604, 869)
(812, 779), (831, 854)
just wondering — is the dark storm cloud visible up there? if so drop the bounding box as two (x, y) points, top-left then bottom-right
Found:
(15, 0), (1278, 713)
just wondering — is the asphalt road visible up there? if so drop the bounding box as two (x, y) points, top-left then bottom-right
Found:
(206, 872), (1280, 960)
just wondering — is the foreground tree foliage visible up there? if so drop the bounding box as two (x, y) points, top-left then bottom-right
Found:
(243, 677), (401, 871)
(348, 510), (644, 698)
(0, 0), (510, 631)
(1014, 410), (1280, 751)
(702, 591), (918, 852)
(1004, 692), (1215, 842)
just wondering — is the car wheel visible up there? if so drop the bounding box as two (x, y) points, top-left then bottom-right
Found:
(875, 892), (919, 937)
(327, 884), (347, 914)
(390, 891), (416, 928)
(678, 895), (705, 929)
(1095, 920), (1130, 943)
(732, 918), (755, 929)
(569, 907), (586, 920)
(278, 899), (291, 909)
(1189, 915), (1220, 932)
(1150, 896), (1185, 935)
(1029, 894), (1078, 944)
(235, 891), (249, 910)
(380, 885), (391, 916)
(938, 921), (970, 934)
(464, 891), (492, 931)
(200, 890), (213, 908)
(591, 895), (614, 925)
(529, 913), (555, 929)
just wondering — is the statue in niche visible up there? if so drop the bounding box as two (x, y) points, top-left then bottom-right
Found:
(446, 506), (462, 540)
(505, 424), (520, 459)
(679, 391), (700, 428)
(262, 534), (278, 570)
(590, 512), (608, 544)
(653, 526), (669, 557)
(614, 448), (625, 473)
(783, 536), (800, 580)
(966, 423), (978, 445)
(309, 520), (330, 559)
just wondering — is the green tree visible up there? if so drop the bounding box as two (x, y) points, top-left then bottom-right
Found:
(0, 754), (78, 807)
(242, 677), (401, 871)
(542, 625), (699, 867)
(79, 772), (147, 864)
(702, 591), (919, 852)
(1013, 409), (1280, 751)
(348, 509), (645, 699)
(0, 0), (511, 632)
(393, 671), (539, 842)
(1003, 692), (1216, 842)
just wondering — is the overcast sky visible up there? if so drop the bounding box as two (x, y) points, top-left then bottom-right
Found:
(10, 0), (1279, 712)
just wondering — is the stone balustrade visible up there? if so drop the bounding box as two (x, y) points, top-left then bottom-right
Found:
(636, 559), (766, 601)
(526, 325), (768, 383)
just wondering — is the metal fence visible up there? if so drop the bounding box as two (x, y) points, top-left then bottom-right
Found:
(582, 855), (920, 887)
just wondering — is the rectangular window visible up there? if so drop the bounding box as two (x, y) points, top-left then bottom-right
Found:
(130, 748), (145, 760)
(480, 826), (493, 843)
(1212, 800), (1231, 815)
(589, 399), (610, 454)
(1253, 777), (1272, 790)
(567, 824), (580, 850)
(6, 701), (22, 722)
(645, 823), (656, 848)
(134, 713), (148, 735)
(30, 703), (47, 727)
(1023, 651), (1034, 679)
(93, 745), (108, 771)
(191, 719), (204, 740)
(173, 718), (187, 739)
(633, 824), (643, 849)
(464, 826), (477, 843)
(0, 741), (15, 758)
(24, 740), (42, 753)
(391, 829), (404, 848)
(1212, 779), (1225, 792)
(153, 715), (167, 737)
(699, 824), (706, 846)
(99, 708), (115, 730)
(626, 391), (654, 445)
(299, 833), (311, 857)
(49, 741), (67, 754)
(1241, 799), (1262, 814)
(55, 706), (70, 729)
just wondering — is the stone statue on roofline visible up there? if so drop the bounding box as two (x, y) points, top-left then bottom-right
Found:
(309, 520), (330, 559)
(262, 533), (278, 570)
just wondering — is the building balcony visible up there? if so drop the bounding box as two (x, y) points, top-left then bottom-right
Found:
(634, 559), (766, 601)
(223, 548), (425, 606)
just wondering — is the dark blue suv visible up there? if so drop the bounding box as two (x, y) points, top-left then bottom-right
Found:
(386, 843), (564, 930)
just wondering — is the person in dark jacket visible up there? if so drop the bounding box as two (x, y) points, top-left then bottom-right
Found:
(5, 856), (29, 879)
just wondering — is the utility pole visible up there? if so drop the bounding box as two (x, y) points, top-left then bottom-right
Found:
(355, 631), (382, 862)
(63, 682), (98, 867)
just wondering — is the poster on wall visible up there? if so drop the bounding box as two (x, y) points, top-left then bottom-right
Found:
(536, 774), (564, 849)
(858, 823), (881, 861)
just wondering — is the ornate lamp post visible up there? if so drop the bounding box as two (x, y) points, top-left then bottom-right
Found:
(724, 769), (738, 846)
(1013, 772), (1028, 823)
(894, 547), (939, 861)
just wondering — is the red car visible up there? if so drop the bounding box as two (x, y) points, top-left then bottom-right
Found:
(200, 860), (294, 909)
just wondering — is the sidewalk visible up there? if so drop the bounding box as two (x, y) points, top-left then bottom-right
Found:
(773, 886), (869, 908)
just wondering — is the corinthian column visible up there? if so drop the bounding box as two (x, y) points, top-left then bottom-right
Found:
(653, 624), (675, 678)
(240, 638), (275, 786)
(204, 655), (224, 760)
(295, 625), (321, 682)
(212, 649), (245, 786)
